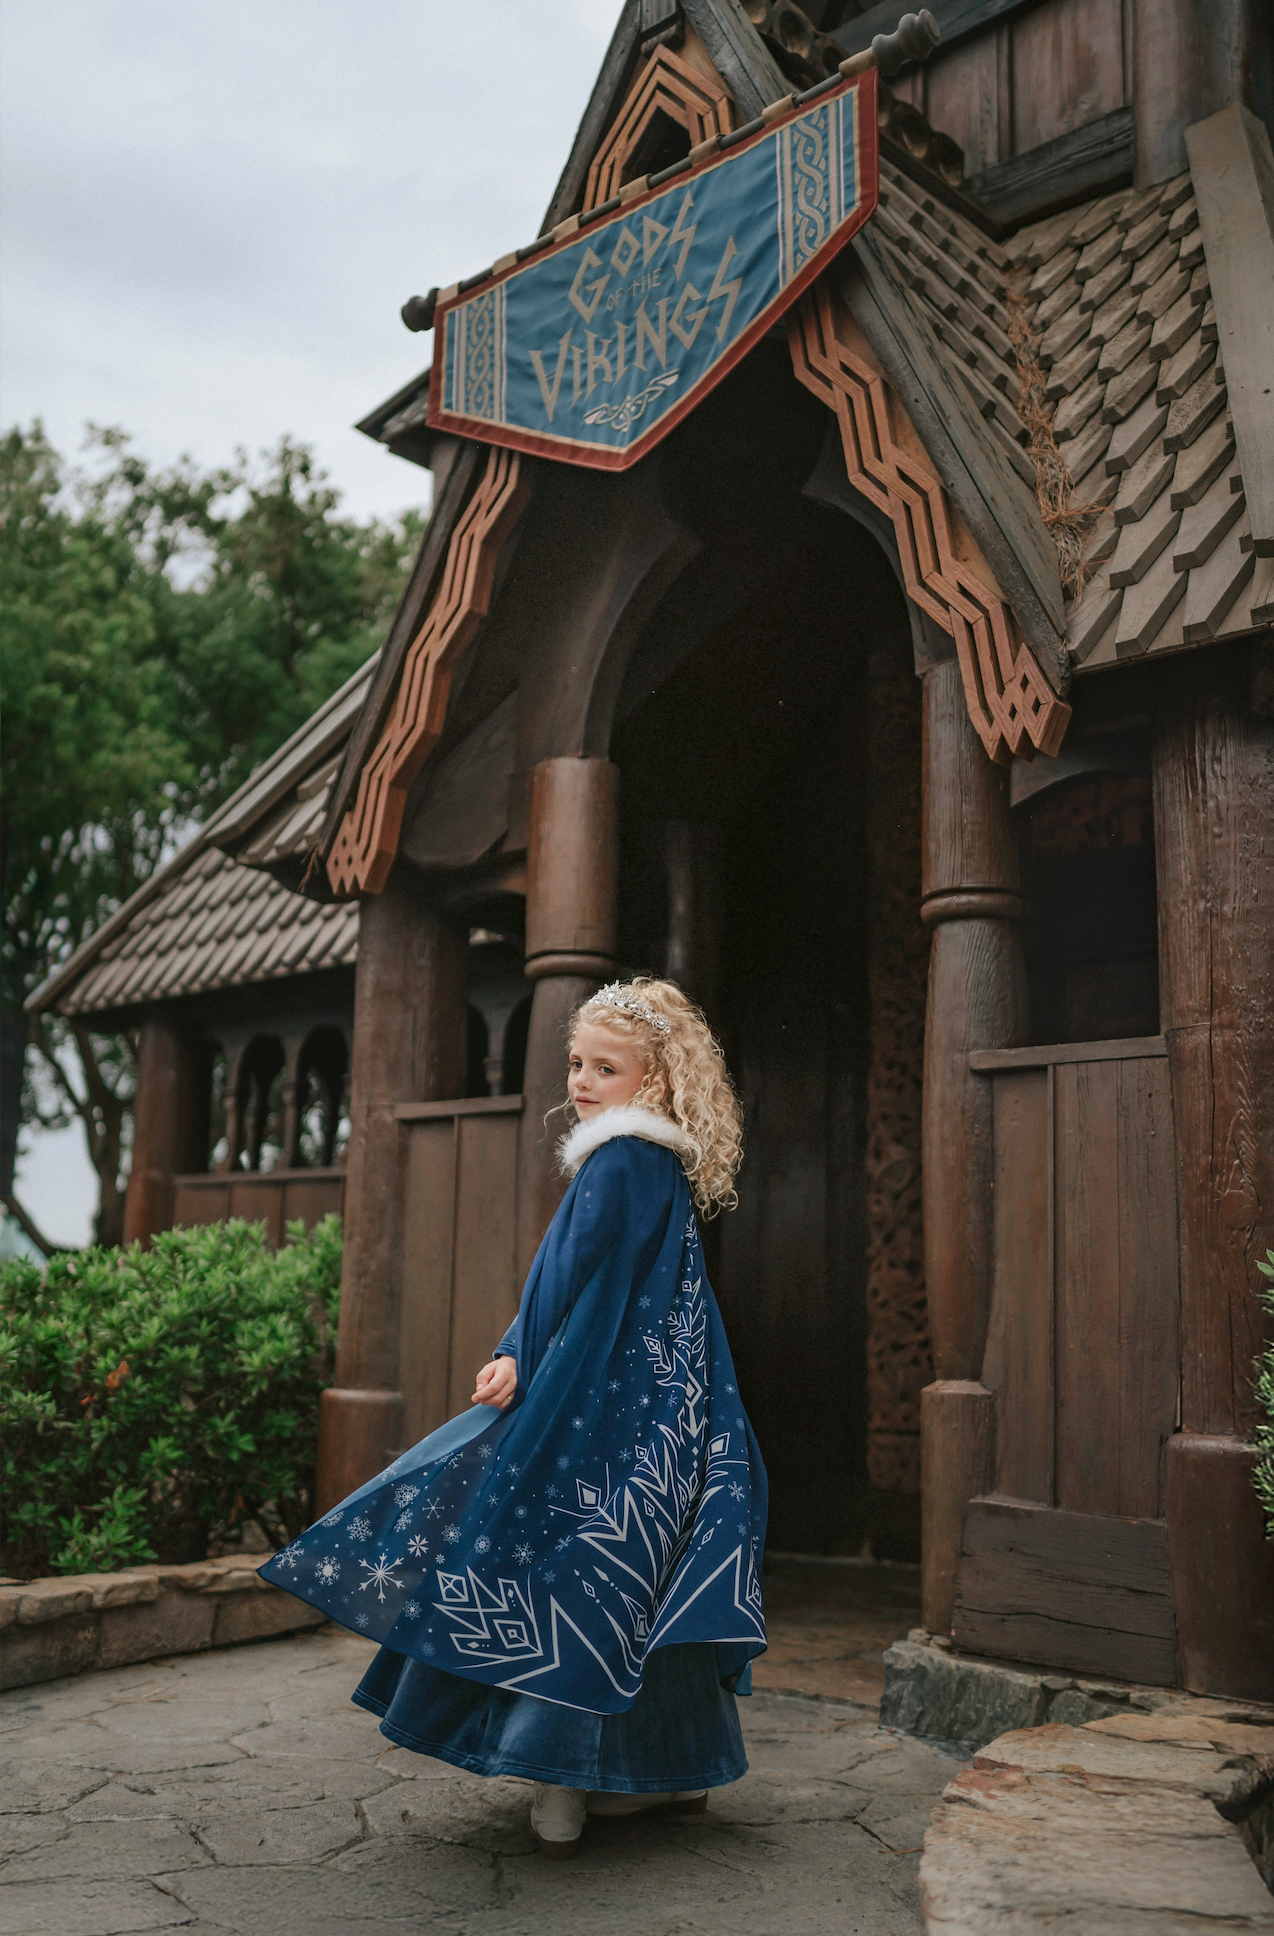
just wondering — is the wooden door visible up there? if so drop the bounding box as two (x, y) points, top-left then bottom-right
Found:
(396, 1095), (523, 1446)
(952, 1037), (1180, 1683)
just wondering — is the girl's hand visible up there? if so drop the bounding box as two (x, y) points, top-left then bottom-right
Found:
(472, 1357), (517, 1410)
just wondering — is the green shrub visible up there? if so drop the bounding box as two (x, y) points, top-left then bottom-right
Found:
(0, 1217), (341, 1577)
(1256, 1248), (1274, 1540)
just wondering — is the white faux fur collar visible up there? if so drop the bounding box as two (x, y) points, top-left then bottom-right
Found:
(557, 1105), (692, 1178)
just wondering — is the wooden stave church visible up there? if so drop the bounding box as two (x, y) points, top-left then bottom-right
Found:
(32, 0), (1273, 1703)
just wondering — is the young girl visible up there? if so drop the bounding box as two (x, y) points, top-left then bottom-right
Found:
(263, 978), (767, 1856)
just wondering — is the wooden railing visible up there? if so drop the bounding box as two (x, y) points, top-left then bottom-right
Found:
(171, 1168), (346, 1245)
(395, 1094), (524, 1446)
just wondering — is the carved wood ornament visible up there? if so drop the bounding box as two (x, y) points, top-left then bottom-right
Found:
(582, 44), (734, 213)
(789, 282), (1072, 767)
(327, 446), (529, 897)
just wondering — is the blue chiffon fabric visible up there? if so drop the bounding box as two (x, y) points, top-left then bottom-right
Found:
(353, 1641), (748, 1792)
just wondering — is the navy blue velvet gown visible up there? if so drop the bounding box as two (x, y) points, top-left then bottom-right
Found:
(263, 1113), (768, 1791)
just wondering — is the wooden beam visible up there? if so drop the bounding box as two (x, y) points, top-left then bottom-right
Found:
(830, 0), (1037, 60)
(964, 108), (1134, 229)
(680, 0), (789, 119)
(1186, 104), (1274, 557)
(840, 241), (1069, 673)
(969, 1036), (1167, 1071)
(318, 441), (485, 861)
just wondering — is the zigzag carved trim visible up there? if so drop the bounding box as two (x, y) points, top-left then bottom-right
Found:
(327, 447), (529, 897)
(583, 45), (734, 212)
(788, 283), (1071, 766)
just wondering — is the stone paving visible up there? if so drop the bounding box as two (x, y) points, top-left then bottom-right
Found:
(0, 1626), (964, 1936)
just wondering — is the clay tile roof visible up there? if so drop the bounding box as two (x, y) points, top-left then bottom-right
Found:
(1006, 164), (1266, 671)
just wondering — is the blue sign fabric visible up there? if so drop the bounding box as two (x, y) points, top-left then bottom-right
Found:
(426, 73), (877, 470)
(261, 1134), (768, 1714)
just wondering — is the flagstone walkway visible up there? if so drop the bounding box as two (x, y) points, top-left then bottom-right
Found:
(1, 1625), (962, 1936)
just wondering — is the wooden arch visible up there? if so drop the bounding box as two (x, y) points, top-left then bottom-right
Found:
(582, 44), (734, 213)
(789, 282), (1071, 767)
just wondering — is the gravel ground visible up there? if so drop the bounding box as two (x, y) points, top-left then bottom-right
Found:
(0, 1625), (965, 1936)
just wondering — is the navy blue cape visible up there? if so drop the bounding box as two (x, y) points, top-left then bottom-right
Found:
(262, 1130), (768, 1713)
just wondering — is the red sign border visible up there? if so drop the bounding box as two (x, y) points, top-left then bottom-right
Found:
(426, 70), (879, 473)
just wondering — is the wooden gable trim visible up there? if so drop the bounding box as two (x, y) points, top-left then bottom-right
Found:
(680, 0), (788, 119)
(326, 446), (531, 897)
(1186, 103), (1274, 559)
(318, 441), (486, 861)
(541, 0), (645, 233)
(582, 42), (734, 212)
(789, 279), (1071, 766)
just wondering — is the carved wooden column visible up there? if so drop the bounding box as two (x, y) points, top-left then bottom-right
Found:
(1155, 670), (1274, 1699)
(516, 757), (620, 1279)
(919, 656), (1028, 1633)
(317, 866), (467, 1512)
(123, 1014), (210, 1245)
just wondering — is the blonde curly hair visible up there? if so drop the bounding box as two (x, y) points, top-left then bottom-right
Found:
(567, 978), (743, 1218)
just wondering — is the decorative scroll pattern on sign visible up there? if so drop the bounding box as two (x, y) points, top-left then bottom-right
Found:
(327, 447), (529, 897)
(789, 283), (1072, 766)
(582, 45), (734, 213)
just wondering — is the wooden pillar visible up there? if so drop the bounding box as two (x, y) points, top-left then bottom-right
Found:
(516, 758), (619, 1278)
(317, 867), (467, 1512)
(1154, 671), (1274, 1698)
(662, 821), (723, 1023)
(918, 658), (1028, 1632)
(123, 1014), (209, 1245)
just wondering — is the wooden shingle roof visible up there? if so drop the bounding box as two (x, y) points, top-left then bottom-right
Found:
(1010, 167), (1270, 669)
(27, 654), (377, 1022)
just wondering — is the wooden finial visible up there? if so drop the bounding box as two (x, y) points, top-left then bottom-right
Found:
(838, 9), (941, 81)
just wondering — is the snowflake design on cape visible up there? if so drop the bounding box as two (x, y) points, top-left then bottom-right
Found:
(403, 1600), (422, 1620)
(728, 1481), (745, 1502)
(546, 1485), (560, 1500)
(608, 1379), (621, 1393)
(275, 1545), (301, 1571)
(355, 1612), (369, 1630)
(314, 1557), (341, 1587)
(394, 1512), (412, 1533)
(476, 1442), (494, 1461)
(347, 1515), (372, 1543)
(394, 1484), (420, 1509)
(556, 1456), (570, 1470)
(474, 1535), (491, 1554)
(423, 1499), (443, 1520)
(515, 1506), (527, 1519)
(512, 1542), (535, 1565)
(571, 1416), (584, 1429)
(359, 1551), (405, 1603)
(322, 1510), (344, 1528)
(443, 1524), (460, 1544)
(407, 1535), (428, 1560)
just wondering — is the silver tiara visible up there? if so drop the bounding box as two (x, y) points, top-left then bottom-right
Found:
(591, 983), (672, 1034)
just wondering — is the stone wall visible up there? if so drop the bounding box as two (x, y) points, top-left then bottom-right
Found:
(0, 1555), (323, 1690)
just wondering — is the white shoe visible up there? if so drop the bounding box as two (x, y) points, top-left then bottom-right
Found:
(586, 1788), (708, 1817)
(531, 1783), (587, 1857)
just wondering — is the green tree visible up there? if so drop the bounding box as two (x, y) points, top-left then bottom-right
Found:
(1, 423), (424, 1246)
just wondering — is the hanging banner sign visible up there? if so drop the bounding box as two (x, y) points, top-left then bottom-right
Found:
(426, 71), (878, 471)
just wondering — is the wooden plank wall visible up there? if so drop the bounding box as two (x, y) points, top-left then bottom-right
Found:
(954, 1036), (1180, 1680)
(171, 1169), (346, 1245)
(397, 1097), (522, 1447)
(890, 0), (1130, 179)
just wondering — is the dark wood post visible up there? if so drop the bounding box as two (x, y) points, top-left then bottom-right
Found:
(123, 1014), (210, 1245)
(1155, 669), (1274, 1698)
(662, 821), (723, 1024)
(317, 866), (467, 1512)
(919, 657), (1028, 1633)
(516, 757), (620, 1278)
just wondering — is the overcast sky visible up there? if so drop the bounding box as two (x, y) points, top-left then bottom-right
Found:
(2, 1), (619, 1243)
